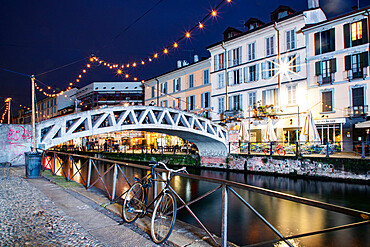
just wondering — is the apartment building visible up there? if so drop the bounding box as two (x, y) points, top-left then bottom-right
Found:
(144, 57), (211, 118)
(207, 4), (326, 143)
(302, 7), (370, 150)
(36, 88), (77, 122)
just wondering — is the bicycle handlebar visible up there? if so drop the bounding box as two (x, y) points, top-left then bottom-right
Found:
(156, 162), (187, 174)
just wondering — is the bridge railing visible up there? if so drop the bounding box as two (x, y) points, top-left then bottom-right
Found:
(41, 150), (370, 247)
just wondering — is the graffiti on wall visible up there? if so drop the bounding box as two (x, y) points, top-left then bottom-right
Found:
(2, 125), (32, 163)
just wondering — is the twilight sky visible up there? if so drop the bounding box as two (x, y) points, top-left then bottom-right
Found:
(0, 0), (364, 114)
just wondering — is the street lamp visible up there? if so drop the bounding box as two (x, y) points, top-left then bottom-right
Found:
(5, 97), (11, 124)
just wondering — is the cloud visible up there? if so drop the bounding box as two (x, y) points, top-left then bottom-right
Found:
(322, 0), (352, 15)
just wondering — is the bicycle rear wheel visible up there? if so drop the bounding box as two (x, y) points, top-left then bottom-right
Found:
(151, 191), (177, 244)
(277, 148), (285, 156)
(122, 182), (145, 223)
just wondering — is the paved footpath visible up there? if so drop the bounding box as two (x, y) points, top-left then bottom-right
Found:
(0, 166), (166, 247)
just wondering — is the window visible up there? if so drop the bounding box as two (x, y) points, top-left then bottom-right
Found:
(173, 78), (181, 92)
(201, 92), (211, 108)
(218, 73), (225, 88)
(344, 19), (368, 48)
(247, 43), (255, 61)
(203, 69), (209, 84)
(228, 68), (242, 85)
(54, 98), (56, 106)
(286, 29), (296, 50)
(314, 28), (335, 55)
(287, 85), (297, 105)
(214, 52), (225, 71)
(228, 47), (242, 67)
(248, 92), (256, 109)
(188, 74), (194, 88)
(262, 89), (278, 106)
(287, 54), (300, 72)
(321, 90), (333, 112)
(218, 97), (225, 114)
(228, 94), (243, 111)
(266, 36), (275, 56)
(351, 87), (366, 117)
(151, 86), (155, 98)
(187, 95), (195, 111)
(160, 82), (167, 94)
(262, 60), (276, 79)
(315, 59), (336, 84)
(345, 52), (369, 80)
(244, 65), (259, 82)
(161, 100), (168, 107)
(173, 98), (181, 109)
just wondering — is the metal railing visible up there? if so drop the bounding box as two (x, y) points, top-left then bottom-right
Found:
(41, 150), (370, 247)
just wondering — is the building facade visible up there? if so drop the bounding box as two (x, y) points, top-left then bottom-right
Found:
(144, 58), (211, 118)
(76, 82), (143, 111)
(303, 7), (370, 151)
(207, 5), (326, 143)
(36, 88), (77, 122)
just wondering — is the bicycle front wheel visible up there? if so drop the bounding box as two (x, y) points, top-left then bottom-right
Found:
(122, 182), (145, 223)
(151, 192), (177, 244)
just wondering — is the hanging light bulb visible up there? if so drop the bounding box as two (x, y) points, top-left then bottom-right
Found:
(82, 69), (86, 73)
(69, 83), (73, 86)
(173, 42), (178, 48)
(141, 61), (145, 65)
(86, 64), (91, 68)
(149, 58), (152, 62)
(199, 23), (204, 28)
(134, 77), (137, 81)
(125, 74), (129, 78)
(154, 53), (158, 58)
(126, 64), (130, 68)
(76, 79), (80, 82)
(78, 75), (82, 78)
(164, 48), (168, 54)
(185, 32), (191, 38)
(117, 69), (122, 74)
(47, 86), (51, 89)
(211, 10), (217, 16)
(133, 62), (136, 67)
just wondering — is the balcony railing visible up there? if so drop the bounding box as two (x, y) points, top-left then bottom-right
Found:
(256, 105), (277, 118)
(317, 74), (335, 85)
(347, 69), (367, 81)
(347, 105), (368, 118)
(223, 109), (244, 119)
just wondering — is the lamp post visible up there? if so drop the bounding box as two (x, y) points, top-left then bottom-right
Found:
(31, 75), (36, 152)
(5, 97), (12, 124)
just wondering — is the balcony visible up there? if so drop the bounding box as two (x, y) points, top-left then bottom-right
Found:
(346, 69), (367, 81)
(223, 109), (244, 120)
(347, 105), (368, 118)
(317, 74), (335, 85)
(255, 105), (277, 118)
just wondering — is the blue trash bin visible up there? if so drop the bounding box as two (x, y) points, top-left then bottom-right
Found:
(25, 152), (42, 178)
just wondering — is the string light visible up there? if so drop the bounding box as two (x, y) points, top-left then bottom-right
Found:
(30, 0), (232, 97)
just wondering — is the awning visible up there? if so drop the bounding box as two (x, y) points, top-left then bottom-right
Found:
(355, 120), (370, 128)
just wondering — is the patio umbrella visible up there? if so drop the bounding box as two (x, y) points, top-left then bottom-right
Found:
(238, 120), (249, 142)
(300, 110), (321, 143)
(263, 118), (277, 142)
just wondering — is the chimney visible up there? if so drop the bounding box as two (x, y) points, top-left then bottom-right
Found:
(182, 60), (189, 66)
(177, 60), (182, 68)
(308, 0), (319, 9)
(194, 55), (199, 63)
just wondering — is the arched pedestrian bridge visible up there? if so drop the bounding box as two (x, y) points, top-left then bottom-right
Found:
(36, 106), (228, 157)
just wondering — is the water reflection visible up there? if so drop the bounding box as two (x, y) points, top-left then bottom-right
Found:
(50, 155), (370, 246)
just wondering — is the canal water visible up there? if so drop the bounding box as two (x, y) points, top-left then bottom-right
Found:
(56, 157), (370, 246)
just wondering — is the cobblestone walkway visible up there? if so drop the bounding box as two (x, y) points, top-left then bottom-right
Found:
(0, 167), (103, 246)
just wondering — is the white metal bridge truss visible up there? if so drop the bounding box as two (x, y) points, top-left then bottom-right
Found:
(36, 106), (228, 157)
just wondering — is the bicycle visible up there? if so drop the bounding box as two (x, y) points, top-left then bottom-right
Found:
(122, 161), (187, 244)
(264, 143), (285, 156)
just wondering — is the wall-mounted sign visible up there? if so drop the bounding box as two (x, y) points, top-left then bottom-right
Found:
(315, 118), (346, 124)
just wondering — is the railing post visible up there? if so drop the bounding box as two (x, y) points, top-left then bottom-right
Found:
(153, 168), (157, 207)
(295, 142), (299, 157)
(132, 145), (134, 154)
(361, 141), (365, 159)
(248, 142), (251, 155)
(228, 142), (231, 154)
(270, 142), (273, 156)
(111, 164), (118, 202)
(87, 158), (92, 188)
(67, 155), (71, 181)
(161, 145), (164, 154)
(326, 141), (329, 158)
(53, 153), (56, 175)
(221, 184), (228, 247)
